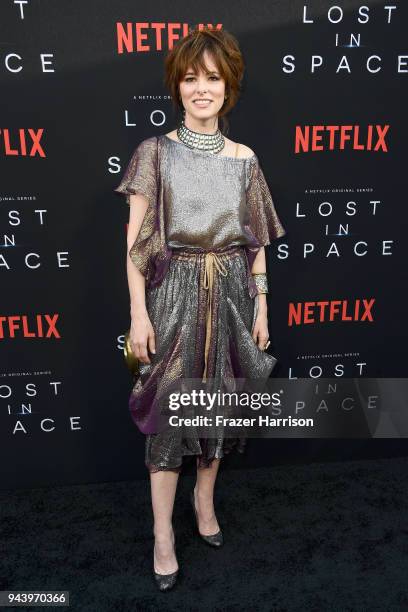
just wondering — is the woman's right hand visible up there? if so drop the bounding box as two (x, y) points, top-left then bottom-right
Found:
(129, 311), (156, 364)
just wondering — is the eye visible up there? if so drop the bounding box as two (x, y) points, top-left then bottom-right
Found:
(184, 75), (220, 82)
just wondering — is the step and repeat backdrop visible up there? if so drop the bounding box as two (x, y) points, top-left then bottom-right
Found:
(1, 0), (407, 489)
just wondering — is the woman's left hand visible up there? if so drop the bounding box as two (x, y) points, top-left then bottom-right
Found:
(252, 299), (269, 350)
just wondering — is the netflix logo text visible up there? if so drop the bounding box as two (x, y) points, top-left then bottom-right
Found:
(116, 22), (222, 54)
(0, 315), (61, 339)
(288, 299), (375, 326)
(1, 129), (46, 158)
(295, 125), (390, 153)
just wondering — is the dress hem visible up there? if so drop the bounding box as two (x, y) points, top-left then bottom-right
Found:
(145, 443), (247, 474)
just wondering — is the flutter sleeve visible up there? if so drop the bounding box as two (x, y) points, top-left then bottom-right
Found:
(114, 136), (171, 289)
(114, 137), (158, 208)
(245, 154), (286, 245)
(243, 154), (287, 299)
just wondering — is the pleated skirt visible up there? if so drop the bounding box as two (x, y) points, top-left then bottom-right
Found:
(128, 244), (278, 473)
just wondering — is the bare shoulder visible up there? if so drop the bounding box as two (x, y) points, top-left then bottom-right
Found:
(225, 137), (255, 159)
(165, 129), (179, 141)
(235, 143), (255, 159)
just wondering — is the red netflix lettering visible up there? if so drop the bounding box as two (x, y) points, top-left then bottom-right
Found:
(288, 299), (375, 326)
(0, 315), (60, 338)
(295, 125), (389, 153)
(116, 23), (223, 54)
(0, 128), (45, 157)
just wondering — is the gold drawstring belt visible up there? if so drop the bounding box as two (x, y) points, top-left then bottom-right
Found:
(202, 252), (228, 382)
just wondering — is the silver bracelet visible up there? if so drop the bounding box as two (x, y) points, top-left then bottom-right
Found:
(252, 273), (268, 294)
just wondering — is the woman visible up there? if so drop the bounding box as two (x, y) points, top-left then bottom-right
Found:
(115, 27), (286, 591)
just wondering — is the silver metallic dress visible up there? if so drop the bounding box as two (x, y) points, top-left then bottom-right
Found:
(115, 134), (286, 473)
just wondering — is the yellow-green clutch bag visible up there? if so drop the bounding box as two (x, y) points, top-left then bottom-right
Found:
(124, 329), (140, 375)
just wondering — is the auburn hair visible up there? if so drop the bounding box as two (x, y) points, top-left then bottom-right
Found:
(163, 26), (245, 135)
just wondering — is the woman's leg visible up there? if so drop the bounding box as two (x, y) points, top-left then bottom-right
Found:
(150, 469), (180, 574)
(193, 457), (221, 535)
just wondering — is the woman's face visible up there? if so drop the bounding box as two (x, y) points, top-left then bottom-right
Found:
(179, 50), (226, 125)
